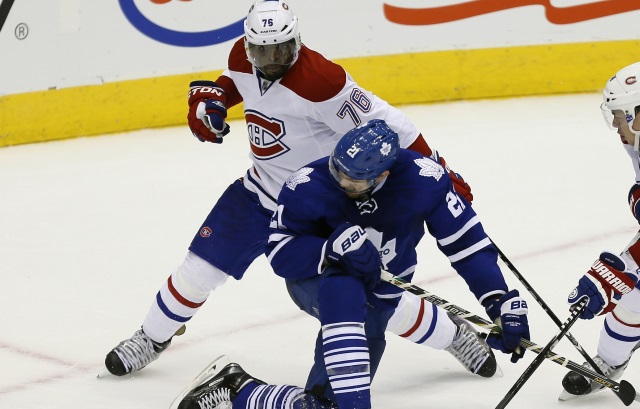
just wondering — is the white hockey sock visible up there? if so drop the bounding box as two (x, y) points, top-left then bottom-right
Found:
(386, 292), (455, 349)
(142, 251), (228, 342)
(598, 309), (640, 367)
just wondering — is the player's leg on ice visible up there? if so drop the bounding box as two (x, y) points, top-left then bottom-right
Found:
(561, 288), (640, 398)
(285, 268), (373, 408)
(105, 180), (272, 376)
(384, 284), (497, 377)
(317, 272), (372, 408)
(173, 356), (337, 409)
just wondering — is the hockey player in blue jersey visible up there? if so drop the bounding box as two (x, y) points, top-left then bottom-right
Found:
(174, 119), (531, 409)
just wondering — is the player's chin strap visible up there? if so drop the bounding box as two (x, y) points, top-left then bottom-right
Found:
(379, 270), (637, 406)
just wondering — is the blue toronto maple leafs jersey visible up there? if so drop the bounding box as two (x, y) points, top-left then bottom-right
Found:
(266, 149), (508, 302)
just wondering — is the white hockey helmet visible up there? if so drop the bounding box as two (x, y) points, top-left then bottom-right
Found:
(244, 0), (301, 80)
(601, 62), (640, 132)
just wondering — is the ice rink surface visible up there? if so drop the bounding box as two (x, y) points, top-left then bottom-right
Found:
(1, 93), (639, 408)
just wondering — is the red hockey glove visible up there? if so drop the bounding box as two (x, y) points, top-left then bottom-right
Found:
(568, 252), (638, 319)
(187, 80), (230, 144)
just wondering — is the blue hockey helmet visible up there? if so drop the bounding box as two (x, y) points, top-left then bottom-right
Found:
(329, 119), (399, 196)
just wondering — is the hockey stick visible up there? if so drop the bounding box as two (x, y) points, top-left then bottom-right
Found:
(379, 270), (637, 406)
(490, 236), (638, 405)
(494, 297), (587, 409)
(0, 0), (15, 34)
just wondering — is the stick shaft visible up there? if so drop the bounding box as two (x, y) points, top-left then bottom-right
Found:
(494, 298), (587, 409)
(490, 237), (635, 404)
(380, 270), (629, 395)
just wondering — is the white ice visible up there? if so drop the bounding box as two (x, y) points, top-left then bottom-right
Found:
(1, 93), (638, 408)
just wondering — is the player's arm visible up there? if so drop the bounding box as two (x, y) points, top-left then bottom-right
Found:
(186, 40), (244, 143)
(423, 170), (529, 361)
(265, 171), (331, 280)
(266, 202), (328, 280)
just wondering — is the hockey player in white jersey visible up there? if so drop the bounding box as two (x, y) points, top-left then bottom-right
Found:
(104, 0), (475, 377)
(172, 119), (531, 409)
(560, 62), (640, 399)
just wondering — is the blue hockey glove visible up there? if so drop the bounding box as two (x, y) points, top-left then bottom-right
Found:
(325, 223), (382, 290)
(187, 80), (230, 143)
(568, 252), (638, 320)
(485, 289), (530, 363)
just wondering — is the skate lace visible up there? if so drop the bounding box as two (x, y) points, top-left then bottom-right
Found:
(591, 355), (626, 379)
(112, 329), (158, 373)
(197, 387), (232, 409)
(593, 356), (614, 376)
(446, 324), (488, 373)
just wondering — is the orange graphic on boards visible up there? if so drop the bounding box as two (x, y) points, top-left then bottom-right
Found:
(384, 0), (640, 25)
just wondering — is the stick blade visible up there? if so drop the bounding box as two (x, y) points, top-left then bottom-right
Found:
(618, 380), (636, 406)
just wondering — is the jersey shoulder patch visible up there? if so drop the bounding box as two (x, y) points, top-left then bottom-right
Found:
(413, 157), (445, 180)
(285, 167), (314, 191)
(280, 46), (346, 102)
(228, 38), (253, 74)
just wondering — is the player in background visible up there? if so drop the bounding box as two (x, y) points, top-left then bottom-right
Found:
(173, 119), (531, 409)
(561, 62), (640, 399)
(104, 0), (474, 377)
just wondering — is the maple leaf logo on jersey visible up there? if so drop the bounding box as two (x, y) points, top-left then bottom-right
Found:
(246, 110), (290, 160)
(414, 158), (444, 180)
(365, 228), (397, 269)
(285, 167), (314, 191)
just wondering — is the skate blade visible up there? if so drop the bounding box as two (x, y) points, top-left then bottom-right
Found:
(96, 369), (138, 379)
(168, 355), (231, 409)
(557, 386), (606, 402)
(558, 389), (578, 402)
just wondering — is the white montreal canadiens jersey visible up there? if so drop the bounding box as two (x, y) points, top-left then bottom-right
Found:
(218, 39), (420, 211)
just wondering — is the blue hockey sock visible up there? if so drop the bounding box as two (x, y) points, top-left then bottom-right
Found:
(318, 274), (371, 409)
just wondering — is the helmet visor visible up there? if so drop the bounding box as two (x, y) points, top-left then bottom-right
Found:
(601, 102), (634, 130)
(246, 38), (298, 70)
(329, 156), (376, 198)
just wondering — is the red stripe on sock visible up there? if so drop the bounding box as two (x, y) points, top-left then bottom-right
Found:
(168, 276), (205, 308)
(399, 299), (425, 337)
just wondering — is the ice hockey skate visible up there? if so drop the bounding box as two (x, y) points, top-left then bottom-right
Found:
(558, 353), (634, 401)
(104, 326), (183, 376)
(169, 355), (264, 409)
(445, 314), (498, 378)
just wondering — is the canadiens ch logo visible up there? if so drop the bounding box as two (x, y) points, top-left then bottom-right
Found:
(200, 227), (212, 237)
(245, 110), (291, 160)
